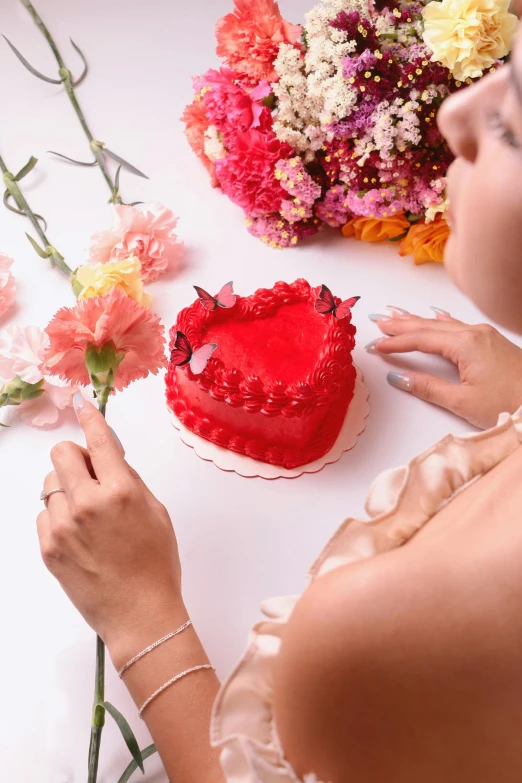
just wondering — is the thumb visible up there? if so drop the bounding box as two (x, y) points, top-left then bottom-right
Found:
(387, 371), (466, 416)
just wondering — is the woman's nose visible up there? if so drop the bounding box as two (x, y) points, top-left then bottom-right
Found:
(438, 68), (508, 163)
(437, 84), (480, 163)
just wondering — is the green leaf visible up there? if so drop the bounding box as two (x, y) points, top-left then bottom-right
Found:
(102, 702), (144, 773)
(25, 233), (49, 258)
(2, 35), (62, 84)
(114, 164), (122, 193)
(103, 148), (149, 179)
(69, 38), (88, 86)
(47, 151), (97, 167)
(3, 190), (24, 215)
(116, 744), (157, 783)
(388, 230), (409, 243)
(14, 156), (38, 181)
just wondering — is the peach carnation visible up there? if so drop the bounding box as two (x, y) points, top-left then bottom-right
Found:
(89, 203), (184, 283)
(0, 255), (16, 321)
(216, 0), (302, 83)
(44, 289), (166, 391)
(182, 97), (220, 186)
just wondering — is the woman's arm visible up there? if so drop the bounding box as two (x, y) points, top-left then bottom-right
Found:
(37, 401), (224, 783)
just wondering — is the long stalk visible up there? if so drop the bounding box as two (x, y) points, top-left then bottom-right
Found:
(86, 396), (109, 783)
(87, 635), (106, 783)
(19, 0), (122, 204)
(0, 150), (73, 277)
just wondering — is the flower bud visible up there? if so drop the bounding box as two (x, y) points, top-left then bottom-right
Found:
(0, 376), (45, 407)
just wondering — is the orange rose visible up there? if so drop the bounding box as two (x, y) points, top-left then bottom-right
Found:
(399, 216), (450, 264)
(342, 213), (410, 243)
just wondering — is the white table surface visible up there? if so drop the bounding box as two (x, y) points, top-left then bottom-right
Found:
(2, 1), (521, 781)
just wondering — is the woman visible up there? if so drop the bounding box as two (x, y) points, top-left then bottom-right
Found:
(37, 27), (522, 783)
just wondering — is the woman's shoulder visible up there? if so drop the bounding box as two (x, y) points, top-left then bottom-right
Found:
(274, 441), (522, 782)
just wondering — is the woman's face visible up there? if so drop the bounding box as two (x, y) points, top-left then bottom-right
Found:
(439, 25), (522, 334)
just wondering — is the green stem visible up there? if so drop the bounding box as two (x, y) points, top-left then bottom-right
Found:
(0, 150), (73, 277)
(19, 0), (122, 204)
(86, 397), (109, 783)
(87, 635), (106, 783)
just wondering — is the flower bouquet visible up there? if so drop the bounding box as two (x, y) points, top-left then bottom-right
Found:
(183, 0), (517, 262)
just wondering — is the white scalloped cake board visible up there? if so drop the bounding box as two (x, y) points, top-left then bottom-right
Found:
(170, 368), (369, 480)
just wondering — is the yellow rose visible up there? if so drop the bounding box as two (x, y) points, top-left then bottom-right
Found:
(423, 0), (518, 82)
(73, 256), (152, 307)
(399, 216), (451, 264)
(342, 213), (410, 242)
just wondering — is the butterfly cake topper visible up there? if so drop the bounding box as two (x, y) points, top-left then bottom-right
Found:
(194, 281), (237, 311)
(170, 331), (217, 376)
(315, 284), (360, 320)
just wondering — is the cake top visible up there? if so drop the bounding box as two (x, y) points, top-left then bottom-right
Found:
(169, 279), (357, 417)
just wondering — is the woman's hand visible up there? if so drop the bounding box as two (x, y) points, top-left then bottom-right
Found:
(367, 310), (522, 429)
(37, 397), (184, 665)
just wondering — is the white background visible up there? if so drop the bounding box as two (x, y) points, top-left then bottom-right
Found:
(1, 1), (520, 781)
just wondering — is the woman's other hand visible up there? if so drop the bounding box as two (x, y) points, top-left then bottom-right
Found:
(37, 397), (184, 666)
(366, 310), (522, 429)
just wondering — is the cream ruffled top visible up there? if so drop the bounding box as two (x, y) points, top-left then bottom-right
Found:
(210, 408), (522, 783)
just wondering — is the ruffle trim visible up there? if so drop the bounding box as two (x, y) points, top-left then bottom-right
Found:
(211, 407), (522, 782)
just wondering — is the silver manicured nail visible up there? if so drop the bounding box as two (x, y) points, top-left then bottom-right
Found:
(368, 313), (391, 322)
(365, 338), (385, 353)
(109, 426), (125, 455)
(387, 305), (409, 315)
(387, 372), (414, 391)
(430, 306), (451, 318)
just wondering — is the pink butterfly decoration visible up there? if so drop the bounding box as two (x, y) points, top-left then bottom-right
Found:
(170, 331), (217, 375)
(194, 281), (237, 311)
(315, 285), (360, 320)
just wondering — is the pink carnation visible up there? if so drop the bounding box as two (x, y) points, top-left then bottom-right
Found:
(215, 129), (293, 216)
(216, 0), (302, 83)
(0, 325), (76, 428)
(89, 203), (184, 283)
(0, 256), (16, 321)
(196, 68), (272, 143)
(44, 290), (166, 391)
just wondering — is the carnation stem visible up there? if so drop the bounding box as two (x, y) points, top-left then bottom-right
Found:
(18, 0), (123, 205)
(0, 150), (73, 277)
(86, 395), (109, 783)
(87, 635), (105, 783)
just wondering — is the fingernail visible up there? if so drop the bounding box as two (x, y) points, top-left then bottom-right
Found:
(368, 313), (391, 322)
(365, 338), (385, 353)
(430, 306), (451, 319)
(109, 426), (125, 455)
(387, 305), (409, 316)
(73, 392), (86, 417)
(387, 372), (414, 391)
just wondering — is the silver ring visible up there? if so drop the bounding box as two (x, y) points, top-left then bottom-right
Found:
(40, 488), (66, 508)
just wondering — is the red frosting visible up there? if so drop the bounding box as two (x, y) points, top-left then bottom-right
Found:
(165, 279), (357, 469)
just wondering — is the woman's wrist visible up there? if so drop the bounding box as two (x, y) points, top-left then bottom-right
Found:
(105, 594), (190, 673)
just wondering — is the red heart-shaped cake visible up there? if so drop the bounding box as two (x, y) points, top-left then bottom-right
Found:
(166, 279), (357, 469)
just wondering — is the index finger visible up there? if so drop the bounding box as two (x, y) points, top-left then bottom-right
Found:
(370, 328), (463, 366)
(73, 395), (127, 482)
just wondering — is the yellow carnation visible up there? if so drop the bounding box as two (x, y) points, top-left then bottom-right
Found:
(73, 256), (152, 307)
(422, 0), (518, 81)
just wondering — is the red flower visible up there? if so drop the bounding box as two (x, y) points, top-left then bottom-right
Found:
(216, 0), (302, 83)
(215, 129), (293, 216)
